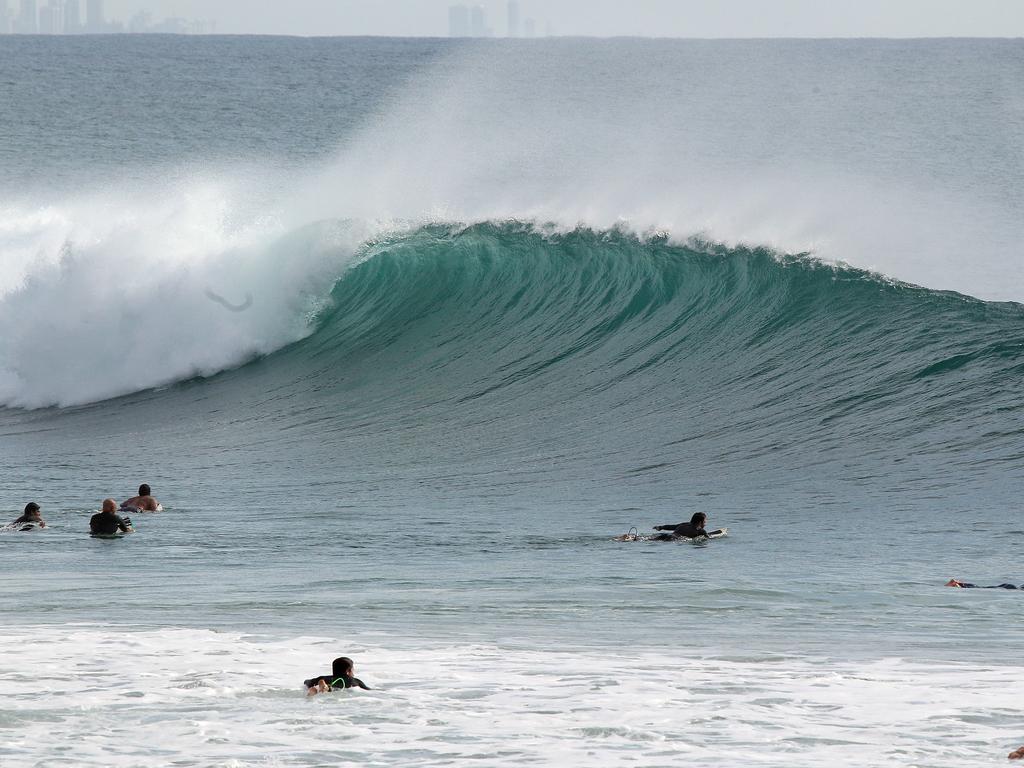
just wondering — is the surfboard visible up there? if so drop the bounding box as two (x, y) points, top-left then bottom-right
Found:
(2, 521), (44, 532)
(615, 527), (728, 542)
(679, 527), (728, 543)
(119, 503), (162, 513)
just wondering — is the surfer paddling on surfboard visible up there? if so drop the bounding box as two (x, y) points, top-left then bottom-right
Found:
(9, 502), (46, 530)
(121, 484), (162, 513)
(945, 579), (1021, 589)
(90, 499), (134, 536)
(653, 512), (714, 540)
(614, 512), (727, 541)
(304, 656), (371, 696)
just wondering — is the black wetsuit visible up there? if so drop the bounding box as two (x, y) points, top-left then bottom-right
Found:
(90, 511), (131, 535)
(953, 582), (1020, 589)
(10, 514), (43, 531)
(303, 673), (370, 691)
(653, 522), (708, 539)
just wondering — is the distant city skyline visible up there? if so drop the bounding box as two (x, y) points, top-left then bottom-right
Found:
(0, 0), (213, 33)
(0, 0), (1022, 38)
(446, 2), (541, 38)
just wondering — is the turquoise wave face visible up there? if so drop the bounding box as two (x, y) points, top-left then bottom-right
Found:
(291, 223), (1023, 448)
(1, 221), (1021, 651)
(88, 219), (1002, 516)
(1, 222), (1020, 518)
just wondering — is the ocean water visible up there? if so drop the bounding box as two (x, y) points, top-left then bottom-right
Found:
(1, 35), (1022, 767)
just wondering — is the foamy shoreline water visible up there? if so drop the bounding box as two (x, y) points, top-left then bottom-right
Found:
(0, 625), (1019, 768)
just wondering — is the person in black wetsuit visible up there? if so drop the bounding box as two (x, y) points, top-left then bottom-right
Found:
(945, 579), (1020, 589)
(90, 498), (133, 536)
(10, 502), (46, 530)
(304, 656), (371, 696)
(652, 512), (710, 540)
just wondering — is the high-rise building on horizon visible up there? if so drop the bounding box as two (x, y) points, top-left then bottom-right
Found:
(523, 18), (535, 38)
(507, 0), (520, 37)
(470, 4), (486, 37)
(17, 0), (38, 33)
(85, 0), (103, 32)
(448, 4), (469, 37)
(39, 0), (62, 33)
(0, 0), (11, 34)
(63, 0), (79, 32)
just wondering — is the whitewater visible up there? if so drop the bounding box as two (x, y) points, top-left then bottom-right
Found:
(1, 35), (1022, 767)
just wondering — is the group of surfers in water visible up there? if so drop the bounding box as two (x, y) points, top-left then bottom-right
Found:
(10, 496), (1023, 743)
(9, 489), (370, 699)
(5, 484), (162, 535)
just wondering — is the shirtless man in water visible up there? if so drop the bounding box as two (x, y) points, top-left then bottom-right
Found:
(121, 484), (161, 512)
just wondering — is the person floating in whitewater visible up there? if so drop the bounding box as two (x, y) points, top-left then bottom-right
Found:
(304, 656), (371, 696)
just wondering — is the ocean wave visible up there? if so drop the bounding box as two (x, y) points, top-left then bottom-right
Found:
(1, 215), (1021, 420)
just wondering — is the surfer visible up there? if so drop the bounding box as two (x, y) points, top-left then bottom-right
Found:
(90, 499), (134, 536)
(652, 512), (710, 540)
(121, 484), (161, 513)
(304, 656), (371, 696)
(945, 579), (1019, 589)
(10, 502), (46, 530)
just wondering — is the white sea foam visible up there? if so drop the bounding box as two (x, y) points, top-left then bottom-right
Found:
(293, 42), (1023, 304)
(0, 183), (379, 408)
(0, 625), (1018, 767)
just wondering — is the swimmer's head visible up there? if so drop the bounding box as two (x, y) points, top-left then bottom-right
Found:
(24, 502), (40, 517)
(102, 498), (118, 513)
(690, 512), (707, 528)
(138, 484), (151, 496)
(332, 656), (354, 678)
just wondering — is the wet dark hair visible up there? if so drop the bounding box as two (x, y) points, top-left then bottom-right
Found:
(332, 657), (354, 678)
(139, 484), (151, 496)
(24, 502), (40, 514)
(690, 512), (706, 528)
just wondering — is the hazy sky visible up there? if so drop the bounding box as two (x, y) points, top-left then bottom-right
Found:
(97, 0), (1024, 37)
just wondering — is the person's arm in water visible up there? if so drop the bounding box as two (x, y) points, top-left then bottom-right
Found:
(350, 677), (371, 690)
(653, 523), (681, 531)
(118, 516), (133, 533)
(304, 675), (328, 691)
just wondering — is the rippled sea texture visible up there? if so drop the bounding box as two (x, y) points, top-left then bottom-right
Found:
(1, 36), (1022, 767)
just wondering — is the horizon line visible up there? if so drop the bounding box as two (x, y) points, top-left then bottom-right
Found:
(2, 32), (1022, 40)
